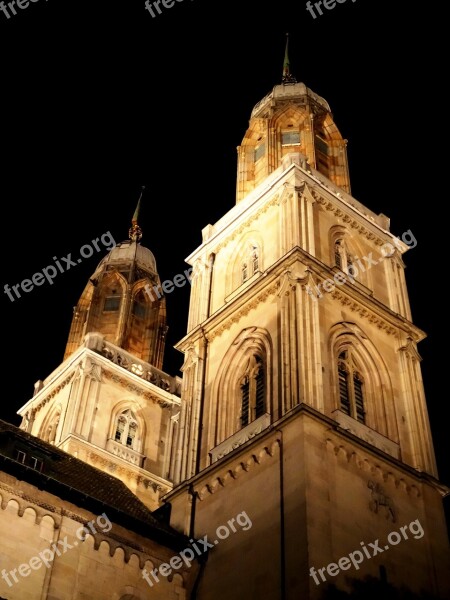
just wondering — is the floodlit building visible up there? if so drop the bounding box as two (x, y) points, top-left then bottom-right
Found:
(3, 45), (449, 600)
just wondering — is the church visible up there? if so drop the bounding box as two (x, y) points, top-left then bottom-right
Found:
(1, 48), (449, 600)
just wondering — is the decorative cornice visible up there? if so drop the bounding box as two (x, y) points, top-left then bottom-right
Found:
(206, 283), (279, 342)
(326, 288), (397, 336)
(87, 452), (170, 494)
(214, 192), (280, 254)
(311, 189), (387, 247)
(195, 438), (281, 501)
(0, 481), (179, 573)
(103, 369), (174, 408)
(326, 438), (421, 499)
(0, 480), (62, 525)
(28, 373), (75, 415)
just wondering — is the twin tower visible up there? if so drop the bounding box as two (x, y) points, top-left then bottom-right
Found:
(18, 70), (450, 599)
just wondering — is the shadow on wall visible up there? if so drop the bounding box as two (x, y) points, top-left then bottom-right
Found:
(321, 576), (441, 600)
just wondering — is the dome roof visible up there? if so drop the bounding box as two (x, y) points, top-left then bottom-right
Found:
(251, 82), (331, 119)
(95, 240), (157, 275)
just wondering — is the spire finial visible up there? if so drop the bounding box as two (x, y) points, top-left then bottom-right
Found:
(282, 33), (297, 84)
(129, 186), (145, 242)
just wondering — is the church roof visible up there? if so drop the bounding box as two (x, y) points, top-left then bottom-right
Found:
(0, 420), (186, 551)
(95, 239), (157, 274)
(94, 187), (157, 275)
(251, 82), (331, 119)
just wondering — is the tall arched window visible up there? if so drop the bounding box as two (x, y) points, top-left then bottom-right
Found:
(132, 289), (148, 319)
(315, 129), (330, 178)
(103, 279), (122, 312)
(240, 354), (266, 427)
(334, 239), (354, 274)
(115, 410), (138, 448)
(338, 350), (365, 423)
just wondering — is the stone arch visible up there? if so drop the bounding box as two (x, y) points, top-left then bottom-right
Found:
(329, 225), (373, 290)
(213, 327), (273, 445)
(328, 322), (398, 441)
(110, 399), (147, 455)
(39, 403), (62, 444)
(124, 279), (167, 367)
(314, 113), (346, 181)
(226, 231), (264, 295)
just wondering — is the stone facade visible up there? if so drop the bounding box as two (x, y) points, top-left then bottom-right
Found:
(168, 81), (450, 598)
(0, 475), (193, 600)
(0, 422), (199, 600)
(7, 77), (449, 599)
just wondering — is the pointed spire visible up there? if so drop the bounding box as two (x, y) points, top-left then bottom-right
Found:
(129, 186), (145, 242)
(282, 33), (297, 84)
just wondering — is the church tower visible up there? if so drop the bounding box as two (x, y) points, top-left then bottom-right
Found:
(17, 193), (181, 510)
(167, 41), (450, 599)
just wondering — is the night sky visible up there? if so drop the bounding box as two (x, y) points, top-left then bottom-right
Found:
(0, 0), (447, 525)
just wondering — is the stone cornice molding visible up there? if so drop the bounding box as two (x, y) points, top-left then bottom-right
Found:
(0, 480), (182, 573)
(310, 186), (395, 248)
(194, 436), (281, 501)
(206, 282), (279, 342)
(87, 451), (171, 494)
(23, 372), (75, 417)
(326, 438), (421, 499)
(102, 369), (177, 409)
(213, 192), (280, 254)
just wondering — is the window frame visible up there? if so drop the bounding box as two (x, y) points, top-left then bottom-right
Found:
(114, 410), (139, 449)
(103, 296), (121, 312)
(334, 239), (355, 277)
(337, 350), (366, 424)
(281, 130), (301, 147)
(239, 355), (266, 428)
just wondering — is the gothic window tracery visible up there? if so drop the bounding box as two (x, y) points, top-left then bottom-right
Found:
(338, 350), (365, 423)
(240, 354), (266, 427)
(114, 410), (139, 449)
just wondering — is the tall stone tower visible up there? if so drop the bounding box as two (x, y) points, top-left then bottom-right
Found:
(167, 45), (450, 599)
(18, 195), (182, 510)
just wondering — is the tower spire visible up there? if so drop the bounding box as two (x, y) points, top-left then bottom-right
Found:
(129, 186), (145, 242)
(282, 33), (297, 84)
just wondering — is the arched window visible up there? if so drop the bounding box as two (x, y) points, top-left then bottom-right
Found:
(338, 350), (365, 423)
(315, 133), (329, 177)
(132, 289), (148, 320)
(334, 239), (354, 274)
(40, 407), (61, 444)
(115, 416), (125, 441)
(239, 355), (266, 427)
(241, 245), (260, 285)
(114, 410), (138, 448)
(103, 281), (122, 312)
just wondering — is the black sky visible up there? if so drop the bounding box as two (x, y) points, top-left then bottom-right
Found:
(0, 0), (447, 523)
